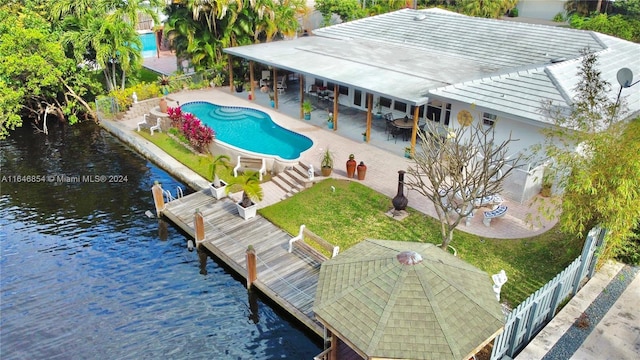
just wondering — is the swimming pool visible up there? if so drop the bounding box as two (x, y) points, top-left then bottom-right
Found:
(180, 101), (313, 160)
(139, 32), (157, 58)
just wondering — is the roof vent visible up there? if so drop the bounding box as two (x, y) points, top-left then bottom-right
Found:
(397, 251), (423, 265)
(414, 14), (427, 21)
(550, 57), (567, 63)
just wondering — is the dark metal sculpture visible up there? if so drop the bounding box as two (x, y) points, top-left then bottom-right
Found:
(392, 170), (408, 211)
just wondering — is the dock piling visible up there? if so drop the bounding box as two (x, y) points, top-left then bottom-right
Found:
(194, 209), (205, 248)
(246, 245), (257, 288)
(151, 181), (165, 217)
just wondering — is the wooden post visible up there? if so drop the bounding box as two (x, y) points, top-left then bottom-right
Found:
(365, 93), (373, 142)
(228, 54), (234, 93)
(299, 74), (305, 119)
(248, 61), (255, 100)
(329, 331), (337, 360)
(151, 181), (165, 217)
(246, 245), (257, 288)
(194, 209), (205, 247)
(332, 83), (338, 131)
(272, 68), (278, 109)
(410, 104), (420, 154)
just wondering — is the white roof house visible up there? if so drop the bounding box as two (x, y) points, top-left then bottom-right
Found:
(224, 8), (640, 201)
(225, 8), (639, 120)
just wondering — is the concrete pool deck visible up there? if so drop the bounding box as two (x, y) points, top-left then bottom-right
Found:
(102, 87), (556, 240)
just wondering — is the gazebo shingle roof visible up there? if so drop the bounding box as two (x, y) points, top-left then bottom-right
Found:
(313, 240), (504, 360)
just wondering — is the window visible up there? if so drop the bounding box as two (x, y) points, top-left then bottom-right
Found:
(483, 112), (497, 126)
(426, 100), (443, 122)
(338, 85), (349, 96)
(393, 101), (407, 112)
(379, 96), (392, 108)
(410, 105), (425, 118)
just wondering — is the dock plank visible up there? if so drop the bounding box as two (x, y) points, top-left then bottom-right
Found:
(162, 190), (323, 336)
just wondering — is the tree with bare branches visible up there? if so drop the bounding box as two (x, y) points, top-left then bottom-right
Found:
(405, 117), (522, 250)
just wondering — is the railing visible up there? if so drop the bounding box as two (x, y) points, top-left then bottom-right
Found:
(490, 227), (605, 359)
(163, 186), (184, 203)
(313, 348), (331, 360)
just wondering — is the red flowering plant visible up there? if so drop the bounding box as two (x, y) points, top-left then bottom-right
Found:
(167, 106), (215, 152)
(167, 106), (183, 128)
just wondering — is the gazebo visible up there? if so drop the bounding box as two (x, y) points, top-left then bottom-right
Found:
(313, 240), (504, 360)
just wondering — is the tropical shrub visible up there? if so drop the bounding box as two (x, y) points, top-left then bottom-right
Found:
(166, 106), (214, 152)
(109, 82), (162, 111)
(570, 13), (639, 42)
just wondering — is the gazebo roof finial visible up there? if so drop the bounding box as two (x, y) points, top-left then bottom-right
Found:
(396, 250), (423, 265)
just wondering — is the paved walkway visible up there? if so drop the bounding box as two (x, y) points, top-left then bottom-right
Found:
(516, 261), (639, 360)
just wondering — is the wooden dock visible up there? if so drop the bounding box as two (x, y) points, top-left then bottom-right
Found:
(160, 189), (324, 336)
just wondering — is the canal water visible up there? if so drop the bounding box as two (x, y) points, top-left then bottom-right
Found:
(0, 121), (321, 359)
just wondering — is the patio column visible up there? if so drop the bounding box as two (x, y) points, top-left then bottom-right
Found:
(365, 93), (372, 142)
(227, 54), (234, 93)
(409, 105), (420, 154)
(332, 83), (338, 131)
(248, 61), (255, 101)
(299, 74), (305, 119)
(272, 68), (279, 109)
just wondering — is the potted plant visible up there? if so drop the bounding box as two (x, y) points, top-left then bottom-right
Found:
(374, 99), (382, 119)
(362, 132), (367, 141)
(404, 146), (412, 159)
(303, 100), (312, 120)
(320, 148), (334, 176)
(346, 154), (357, 178)
(234, 79), (244, 93)
(226, 170), (264, 220)
(268, 92), (275, 107)
(327, 112), (334, 129)
(244, 82), (252, 99)
(158, 75), (171, 95)
(209, 154), (231, 199)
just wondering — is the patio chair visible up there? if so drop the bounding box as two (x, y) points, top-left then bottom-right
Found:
(308, 84), (318, 97)
(277, 77), (287, 94)
(387, 124), (403, 143)
(384, 113), (394, 134)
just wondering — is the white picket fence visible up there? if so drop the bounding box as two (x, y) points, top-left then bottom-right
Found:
(490, 227), (605, 360)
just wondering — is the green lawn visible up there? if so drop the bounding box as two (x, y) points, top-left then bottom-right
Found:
(260, 179), (582, 308)
(138, 129), (583, 308)
(138, 130), (215, 181)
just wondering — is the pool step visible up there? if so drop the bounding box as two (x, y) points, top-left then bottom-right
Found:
(272, 162), (317, 199)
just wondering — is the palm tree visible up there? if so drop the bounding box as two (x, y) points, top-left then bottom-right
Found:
(165, 0), (305, 71)
(226, 170), (264, 208)
(57, 0), (156, 90)
(210, 154), (231, 188)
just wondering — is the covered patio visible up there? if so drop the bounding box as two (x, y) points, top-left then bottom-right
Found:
(229, 77), (418, 158)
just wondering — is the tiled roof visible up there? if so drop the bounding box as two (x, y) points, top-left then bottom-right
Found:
(314, 8), (603, 69)
(430, 32), (640, 124)
(224, 8), (640, 124)
(313, 240), (504, 360)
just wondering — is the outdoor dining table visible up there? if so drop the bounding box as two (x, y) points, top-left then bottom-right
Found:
(392, 118), (414, 141)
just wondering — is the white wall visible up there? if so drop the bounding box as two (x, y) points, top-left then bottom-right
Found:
(517, 0), (566, 20)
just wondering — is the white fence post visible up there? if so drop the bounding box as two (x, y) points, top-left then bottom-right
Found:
(490, 226), (605, 360)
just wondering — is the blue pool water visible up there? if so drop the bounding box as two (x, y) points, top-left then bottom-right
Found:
(139, 32), (157, 58)
(180, 102), (313, 160)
